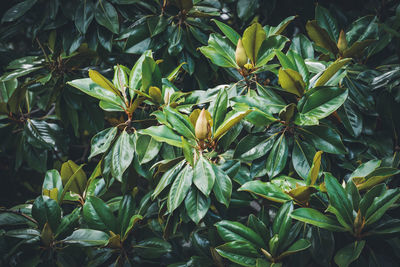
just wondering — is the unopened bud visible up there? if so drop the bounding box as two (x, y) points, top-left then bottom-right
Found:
(164, 91), (171, 104)
(337, 30), (348, 53)
(195, 108), (209, 140)
(235, 39), (248, 68)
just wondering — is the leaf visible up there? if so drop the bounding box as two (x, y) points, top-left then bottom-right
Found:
(25, 119), (60, 149)
(75, 0), (94, 34)
(278, 68), (305, 97)
(216, 241), (258, 267)
(129, 50), (152, 96)
(307, 151), (323, 185)
(325, 173), (354, 227)
(256, 35), (289, 67)
(364, 188), (400, 225)
(185, 188), (210, 224)
(292, 139), (316, 180)
(42, 170), (63, 202)
(299, 125), (346, 154)
(95, 0), (119, 34)
(123, 214), (143, 240)
(2, 0), (38, 23)
(343, 39), (375, 58)
(315, 5), (339, 41)
(356, 168), (400, 191)
(111, 131), (136, 182)
(67, 78), (125, 107)
(152, 160), (185, 199)
(239, 180), (292, 203)
(117, 194), (136, 238)
(193, 155), (216, 196)
(60, 160), (87, 196)
(212, 89), (228, 135)
(89, 69), (121, 97)
(308, 227), (335, 266)
(295, 87), (348, 126)
(141, 125), (183, 147)
(334, 241), (365, 267)
(213, 19), (240, 45)
(83, 196), (117, 233)
(234, 134), (275, 162)
(359, 184), (386, 217)
(290, 34), (314, 59)
(165, 106), (195, 140)
(272, 201), (293, 250)
(89, 127), (118, 160)
(55, 208), (81, 239)
(215, 220), (266, 248)
(199, 33), (237, 68)
(212, 164), (232, 207)
(242, 22), (266, 64)
(266, 133), (288, 179)
(167, 164), (193, 212)
(214, 110), (251, 141)
(181, 136), (194, 166)
(32, 196), (61, 231)
(279, 238), (311, 258)
(134, 238), (172, 259)
(62, 229), (110, 247)
(306, 20), (338, 55)
(136, 134), (162, 164)
(267, 15), (297, 36)
(113, 65), (130, 94)
(314, 58), (351, 87)
(291, 208), (346, 231)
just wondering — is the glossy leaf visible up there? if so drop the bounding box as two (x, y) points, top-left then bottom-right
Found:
(89, 127), (118, 160)
(212, 164), (232, 207)
(167, 164), (193, 212)
(291, 208), (346, 231)
(334, 241), (365, 267)
(266, 133), (288, 178)
(62, 229), (110, 247)
(83, 196), (117, 233)
(193, 155), (215, 196)
(239, 180), (291, 203)
(185, 188), (210, 224)
(111, 131), (135, 182)
(242, 22), (266, 64)
(215, 220), (266, 248)
(278, 68), (305, 97)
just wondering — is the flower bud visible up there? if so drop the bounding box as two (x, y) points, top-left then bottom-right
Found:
(195, 108), (209, 140)
(337, 30), (348, 53)
(235, 39), (248, 68)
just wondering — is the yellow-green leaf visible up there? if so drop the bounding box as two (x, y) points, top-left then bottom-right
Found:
(314, 58), (351, 87)
(342, 39), (375, 58)
(286, 185), (317, 204)
(43, 188), (59, 202)
(89, 69), (121, 97)
(214, 110), (252, 141)
(242, 22), (266, 64)
(278, 68), (305, 97)
(307, 151), (323, 185)
(149, 86), (162, 104)
(306, 20), (338, 55)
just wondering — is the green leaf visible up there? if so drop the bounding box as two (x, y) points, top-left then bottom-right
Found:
(141, 125), (183, 147)
(315, 5), (339, 41)
(278, 68), (305, 97)
(239, 180), (291, 203)
(349, 159), (381, 180)
(295, 87), (348, 126)
(123, 214), (142, 240)
(181, 136), (194, 166)
(83, 196), (117, 233)
(365, 188), (400, 225)
(356, 168), (400, 191)
(214, 110), (252, 141)
(62, 229), (110, 247)
(314, 58), (351, 87)
(299, 125), (346, 154)
(95, 0), (119, 34)
(60, 160), (87, 196)
(199, 33), (237, 68)
(42, 170), (63, 202)
(242, 22), (266, 64)
(215, 220), (266, 248)
(2, 0), (38, 23)
(306, 20), (338, 55)
(134, 238), (172, 259)
(256, 35), (289, 67)
(291, 208), (346, 231)
(266, 133), (288, 178)
(75, 0), (94, 34)
(129, 50), (152, 96)
(278, 238), (311, 258)
(292, 139), (316, 180)
(212, 89), (228, 135)
(266, 15), (297, 36)
(343, 39), (375, 58)
(216, 241), (258, 267)
(185, 188), (210, 224)
(55, 208), (81, 238)
(290, 34), (314, 59)
(136, 134), (162, 164)
(212, 164), (232, 207)
(359, 184), (386, 217)
(272, 201), (293, 250)
(111, 131), (136, 182)
(193, 155), (216, 196)
(165, 106), (195, 140)
(117, 194), (136, 238)
(67, 78), (125, 107)
(167, 164), (193, 212)
(213, 19), (240, 45)
(325, 173), (354, 227)
(152, 160), (185, 199)
(89, 127), (118, 160)
(308, 227), (335, 266)
(234, 134), (275, 162)
(334, 241), (365, 267)
(32, 196), (61, 231)
(307, 151), (323, 185)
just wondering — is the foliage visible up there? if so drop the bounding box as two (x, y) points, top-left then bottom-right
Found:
(1, 0), (400, 266)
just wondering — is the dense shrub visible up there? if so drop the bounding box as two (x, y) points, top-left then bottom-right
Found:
(1, 0), (399, 266)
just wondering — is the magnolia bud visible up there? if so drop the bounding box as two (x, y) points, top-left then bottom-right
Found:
(195, 108), (209, 140)
(164, 91), (170, 104)
(235, 39), (248, 68)
(337, 30), (348, 53)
